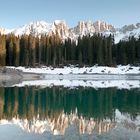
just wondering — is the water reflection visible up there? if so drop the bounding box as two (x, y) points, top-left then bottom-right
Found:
(0, 111), (116, 135)
(0, 86), (140, 135)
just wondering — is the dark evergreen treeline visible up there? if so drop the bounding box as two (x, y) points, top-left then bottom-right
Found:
(115, 36), (140, 65)
(0, 33), (140, 67)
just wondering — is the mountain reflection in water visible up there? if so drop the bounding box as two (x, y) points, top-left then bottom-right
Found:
(0, 86), (140, 135)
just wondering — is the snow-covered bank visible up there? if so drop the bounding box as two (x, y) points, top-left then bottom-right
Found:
(3, 65), (140, 89)
(13, 79), (140, 89)
(7, 65), (140, 75)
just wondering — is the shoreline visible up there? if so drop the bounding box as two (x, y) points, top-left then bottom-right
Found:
(0, 66), (140, 87)
(0, 67), (42, 86)
(7, 65), (140, 75)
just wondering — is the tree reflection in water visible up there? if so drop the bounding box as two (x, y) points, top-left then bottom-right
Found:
(0, 86), (140, 134)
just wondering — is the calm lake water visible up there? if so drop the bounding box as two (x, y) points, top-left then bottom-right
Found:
(0, 86), (140, 140)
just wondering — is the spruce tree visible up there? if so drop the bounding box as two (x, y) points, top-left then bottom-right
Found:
(13, 36), (20, 66)
(0, 35), (6, 66)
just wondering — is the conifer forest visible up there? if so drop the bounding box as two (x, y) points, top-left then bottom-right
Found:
(0, 33), (140, 67)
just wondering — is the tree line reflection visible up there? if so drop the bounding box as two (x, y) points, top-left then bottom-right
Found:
(0, 86), (140, 121)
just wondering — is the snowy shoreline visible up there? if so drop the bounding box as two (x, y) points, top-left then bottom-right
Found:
(7, 65), (140, 75)
(1, 65), (140, 89)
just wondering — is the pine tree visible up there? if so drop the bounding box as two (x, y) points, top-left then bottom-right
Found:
(107, 34), (113, 66)
(23, 35), (29, 66)
(13, 36), (20, 66)
(103, 36), (108, 65)
(35, 37), (40, 66)
(6, 36), (14, 65)
(97, 35), (103, 65)
(127, 36), (136, 64)
(28, 35), (36, 67)
(0, 35), (6, 66)
(77, 37), (83, 66)
(117, 41), (127, 65)
(136, 36), (140, 64)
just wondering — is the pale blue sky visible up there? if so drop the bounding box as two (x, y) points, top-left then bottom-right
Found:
(0, 0), (139, 28)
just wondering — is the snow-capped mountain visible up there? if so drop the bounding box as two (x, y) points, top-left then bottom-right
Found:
(0, 27), (6, 34)
(71, 20), (115, 36)
(12, 20), (71, 39)
(115, 23), (140, 43)
(7, 20), (115, 40)
(0, 20), (140, 43)
(0, 27), (13, 34)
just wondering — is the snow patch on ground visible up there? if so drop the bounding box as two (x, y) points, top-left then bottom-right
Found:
(6, 65), (140, 89)
(7, 65), (140, 75)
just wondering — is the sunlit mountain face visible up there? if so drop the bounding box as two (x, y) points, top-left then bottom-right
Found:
(0, 86), (140, 137)
(0, 20), (140, 43)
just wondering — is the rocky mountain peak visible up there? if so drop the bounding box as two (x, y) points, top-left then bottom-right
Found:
(136, 23), (140, 28)
(0, 27), (14, 35)
(0, 27), (6, 34)
(73, 20), (115, 36)
(0, 20), (140, 43)
(12, 21), (52, 36)
(121, 23), (140, 33)
(121, 24), (137, 33)
(73, 21), (95, 36)
(52, 20), (70, 38)
(93, 20), (115, 32)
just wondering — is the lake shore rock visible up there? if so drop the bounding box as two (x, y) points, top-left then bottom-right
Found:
(0, 67), (42, 87)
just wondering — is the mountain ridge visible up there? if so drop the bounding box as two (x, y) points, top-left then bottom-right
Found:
(0, 20), (140, 43)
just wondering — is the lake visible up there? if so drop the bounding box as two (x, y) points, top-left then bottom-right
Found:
(0, 86), (140, 140)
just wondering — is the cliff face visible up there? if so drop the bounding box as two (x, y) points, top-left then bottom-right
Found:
(0, 28), (5, 34)
(0, 20), (115, 37)
(0, 20), (140, 43)
(71, 20), (115, 36)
